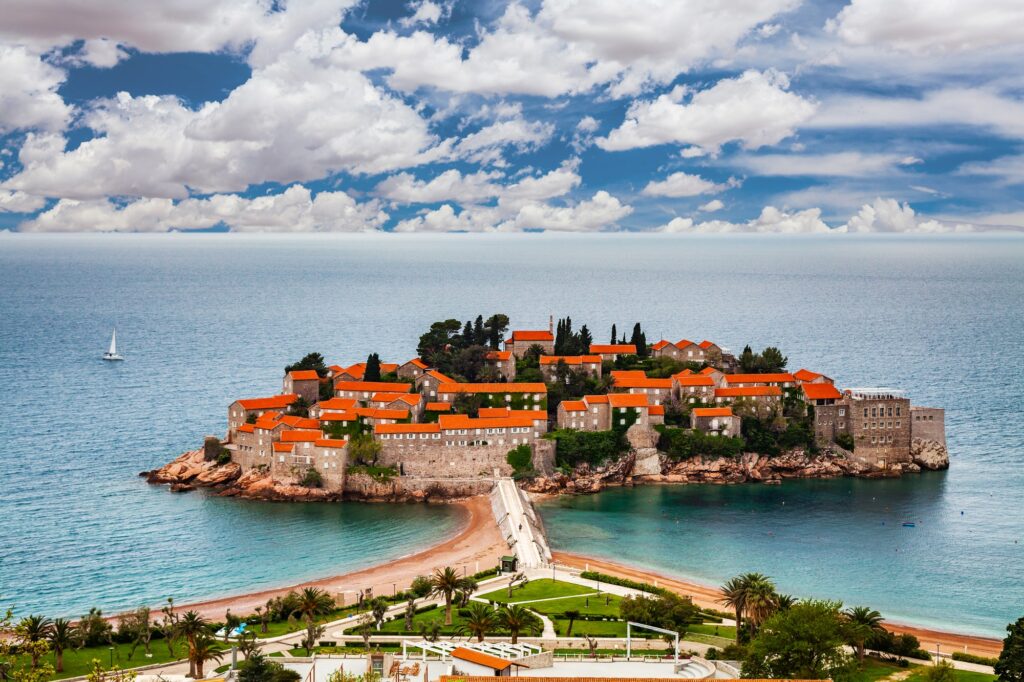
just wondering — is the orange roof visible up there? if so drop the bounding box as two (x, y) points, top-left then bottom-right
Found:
(794, 368), (830, 383)
(607, 393), (650, 408)
(715, 386), (782, 397)
(583, 394), (609, 404)
(355, 407), (410, 420)
(327, 364), (344, 374)
(649, 405), (665, 416)
(450, 648), (514, 671)
(674, 375), (715, 387)
(319, 410), (358, 422)
(335, 380), (413, 392)
(315, 438), (347, 448)
(693, 407), (734, 417)
(371, 391), (410, 402)
(438, 414), (536, 429)
(424, 369), (454, 383)
(280, 430), (322, 443)
(560, 400), (587, 412)
(699, 340), (717, 349)
(236, 394), (298, 410)
(425, 401), (452, 411)
(677, 339), (697, 348)
(485, 349), (512, 361)
(478, 407), (547, 420)
(802, 383), (843, 401)
(590, 344), (637, 354)
(437, 382), (546, 394)
(381, 363), (399, 373)
(699, 367), (719, 375)
(406, 358), (429, 369)
(540, 355), (602, 365)
(725, 373), (795, 384)
(272, 442), (294, 453)
(287, 369), (320, 381)
(613, 376), (673, 389)
(277, 415), (320, 429)
(316, 397), (357, 411)
(254, 413), (283, 430)
(677, 368), (694, 376)
(510, 330), (553, 342)
(610, 370), (647, 380)
(237, 423), (256, 434)
(652, 339), (674, 350)
(375, 423), (440, 434)
(336, 363), (366, 379)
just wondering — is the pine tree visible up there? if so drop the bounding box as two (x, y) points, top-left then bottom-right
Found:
(630, 323), (643, 350)
(462, 320), (474, 346)
(579, 325), (593, 353)
(473, 315), (485, 345)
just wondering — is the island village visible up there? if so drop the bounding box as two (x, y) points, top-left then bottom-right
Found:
(150, 313), (949, 503)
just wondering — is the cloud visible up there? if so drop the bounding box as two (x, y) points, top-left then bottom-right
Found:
(400, 1), (447, 28)
(641, 172), (732, 197)
(809, 87), (1024, 139)
(452, 115), (555, 166)
(598, 70), (816, 153)
(699, 199), (724, 212)
(733, 151), (917, 177)
(957, 155), (1024, 186)
(505, 190), (632, 231)
(0, 45), (72, 133)
(333, 0), (798, 98)
(660, 205), (831, 233)
(18, 185), (387, 233)
(0, 190), (46, 213)
(842, 197), (971, 233)
(4, 47), (441, 199)
(828, 0), (1024, 55)
(375, 169), (503, 204)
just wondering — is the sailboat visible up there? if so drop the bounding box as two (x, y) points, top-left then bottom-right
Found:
(103, 329), (125, 361)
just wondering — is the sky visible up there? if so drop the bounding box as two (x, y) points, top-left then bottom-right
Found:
(1, 0), (1023, 234)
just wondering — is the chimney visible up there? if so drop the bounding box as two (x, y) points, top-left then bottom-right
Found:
(549, 314), (554, 334)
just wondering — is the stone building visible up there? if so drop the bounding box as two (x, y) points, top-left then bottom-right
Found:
(414, 369), (455, 401)
(794, 368), (833, 384)
(713, 386), (782, 417)
(484, 349), (516, 380)
(609, 373), (673, 405)
(478, 407), (550, 434)
(556, 393), (655, 431)
(436, 382), (547, 410)
(334, 380), (413, 403)
(368, 392), (423, 420)
(396, 357), (429, 380)
(801, 382), (842, 406)
(690, 406), (741, 437)
(672, 373), (715, 403)
(589, 343), (637, 361)
(812, 388), (912, 468)
(227, 394), (297, 435)
(282, 370), (321, 404)
(539, 354), (602, 381)
(722, 373), (797, 389)
(651, 339), (682, 360)
(504, 329), (555, 358)
(910, 406), (946, 447)
(309, 397), (356, 419)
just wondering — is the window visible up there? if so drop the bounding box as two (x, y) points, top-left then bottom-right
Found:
(871, 407), (877, 417)
(896, 406), (901, 416)
(888, 407), (894, 417)
(863, 408), (869, 418)
(839, 408), (846, 416)
(895, 421), (900, 428)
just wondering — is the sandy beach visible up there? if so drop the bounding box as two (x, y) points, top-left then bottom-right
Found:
(175, 495), (506, 620)
(552, 551), (1004, 658)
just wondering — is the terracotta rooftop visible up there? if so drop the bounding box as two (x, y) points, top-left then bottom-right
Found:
(715, 386), (783, 397)
(438, 414), (536, 429)
(802, 383), (843, 401)
(607, 393), (651, 408)
(612, 376), (673, 389)
(448, 648), (516, 671)
(315, 438), (347, 448)
(425, 401), (452, 411)
(725, 373), (796, 384)
(287, 369), (320, 381)
(590, 343), (637, 354)
(374, 423), (441, 434)
(315, 397), (357, 411)
(674, 374), (715, 386)
(485, 349), (512, 361)
(236, 394), (298, 410)
(539, 354), (602, 365)
(795, 368), (831, 383)
(693, 407), (734, 417)
(437, 382), (546, 394)
(699, 340), (717, 349)
(334, 380), (413, 392)
(509, 330), (554, 342)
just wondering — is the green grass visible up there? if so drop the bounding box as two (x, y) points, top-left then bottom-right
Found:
(478, 579), (594, 603)
(12, 640), (196, 681)
(905, 669), (997, 682)
(847, 659), (912, 682)
(686, 622), (737, 639)
(525, 593), (623, 617)
(364, 608), (470, 636)
(244, 605), (366, 638)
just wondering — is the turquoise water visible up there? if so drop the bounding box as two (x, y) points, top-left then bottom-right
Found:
(0, 233), (1022, 633)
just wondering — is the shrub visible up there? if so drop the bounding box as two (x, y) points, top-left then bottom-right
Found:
(299, 468), (323, 488)
(952, 652), (999, 667)
(835, 432), (855, 451)
(216, 450), (232, 465)
(472, 568), (498, 580)
(579, 571), (668, 596)
(657, 427), (744, 460)
(547, 429), (627, 467)
(506, 444), (533, 475)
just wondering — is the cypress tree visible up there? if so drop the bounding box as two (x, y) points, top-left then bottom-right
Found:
(610, 324), (617, 345)
(365, 353), (381, 381)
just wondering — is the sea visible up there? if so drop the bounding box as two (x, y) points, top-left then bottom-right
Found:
(0, 232), (1021, 637)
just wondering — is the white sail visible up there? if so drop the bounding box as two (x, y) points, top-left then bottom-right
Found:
(108, 329), (117, 355)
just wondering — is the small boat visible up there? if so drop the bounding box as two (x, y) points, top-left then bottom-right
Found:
(103, 328), (125, 361)
(902, 522), (916, 528)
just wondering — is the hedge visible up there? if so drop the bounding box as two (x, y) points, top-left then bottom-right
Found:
(952, 652), (999, 667)
(579, 571), (669, 596)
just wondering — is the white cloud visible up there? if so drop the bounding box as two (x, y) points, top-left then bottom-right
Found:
(641, 172), (732, 197)
(0, 190), (46, 213)
(375, 169), (502, 204)
(4, 46), (440, 199)
(841, 197), (971, 233)
(0, 45), (72, 133)
(577, 116), (599, 134)
(504, 190), (632, 231)
(734, 151), (916, 177)
(452, 115), (554, 166)
(19, 185), (386, 233)
(400, 1), (446, 28)
(810, 87), (1024, 139)
(659, 205), (832, 233)
(957, 155), (1024, 186)
(829, 0), (1024, 55)
(699, 199), (724, 212)
(598, 70), (816, 153)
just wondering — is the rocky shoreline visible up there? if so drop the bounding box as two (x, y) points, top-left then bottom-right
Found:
(144, 434), (949, 501)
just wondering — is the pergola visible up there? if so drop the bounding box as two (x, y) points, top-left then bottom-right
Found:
(401, 640), (543, 662)
(625, 621), (680, 664)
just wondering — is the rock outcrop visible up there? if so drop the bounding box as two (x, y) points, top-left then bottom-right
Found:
(911, 438), (950, 470)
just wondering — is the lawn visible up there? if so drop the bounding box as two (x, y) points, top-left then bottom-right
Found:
(847, 659), (912, 682)
(365, 608), (471, 636)
(244, 604), (366, 638)
(525, 593), (623, 617)
(12, 640), (194, 681)
(905, 668), (996, 682)
(478, 579), (594, 603)
(686, 622), (737, 640)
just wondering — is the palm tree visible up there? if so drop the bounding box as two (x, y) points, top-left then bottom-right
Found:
(290, 588), (334, 656)
(48, 619), (80, 673)
(190, 632), (224, 679)
(458, 603), (495, 643)
(174, 610), (209, 678)
(17, 615), (54, 668)
(563, 610), (581, 637)
(743, 577), (778, 632)
(718, 577), (747, 643)
(844, 606), (885, 664)
(775, 594), (798, 612)
(496, 605), (542, 644)
(429, 567), (470, 626)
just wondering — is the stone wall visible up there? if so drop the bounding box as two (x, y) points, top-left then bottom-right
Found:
(532, 439), (556, 476)
(343, 473), (493, 501)
(377, 442), (516, 478)
(910, 406), (946, 447)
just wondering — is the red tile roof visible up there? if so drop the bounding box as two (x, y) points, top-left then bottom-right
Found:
(319, 411), (358, 422)
(725, 373), (796, 385)
(407, 358), (429, 369)
(693, 407), (734, 417)
(509, 330), (554, 342)
(699, 340), (718, 349)
(715, 386), (782, 397)
(485, 350), (512, 361)
(649, 405), (665, 416)
(607, 393), (651, 408)
(449, 648), (514, 671)
(354, 407), (410, 420)
(287, 370), (320, 381)
(610, 370), (647, 380)
(677, 339), (696, 348)
(424, 369), (455, 383)
(374, 423), (440, 434)
(237, 423), (256, 434)
(272, 442), (294, 453)
(794, 368), (831, 383)
(590, 344), (637, 354)
(652, 339), (674, 351)
(613, 376), (673, 389)
(438, 414), (536, 429)
(699, 367), (718, 375)
(335, 380), (413, 392)
(560, 400), (587, 412)
(315, 438), (348, 448)
(236, 394), (298, 410)
(280, 430), (322, 443)
(675, 375), (714, 387)
(316, 397), (357, 411)
(478, 407), (548, 420)
(437, 382), (546, 394)
(425, 401), (452, 411)
(540, 355), (602, 365)
(802, 383), (843, 401)
(583, 394), (609, 404)
(277, 415), (321, 429)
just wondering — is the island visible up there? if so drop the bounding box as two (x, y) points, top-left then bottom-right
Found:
(144, 313), (949, 502)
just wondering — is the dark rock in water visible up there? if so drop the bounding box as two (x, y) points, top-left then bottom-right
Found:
(169, 483), (195, 493)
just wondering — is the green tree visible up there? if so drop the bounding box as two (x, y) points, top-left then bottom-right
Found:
(285, 353), (327, 377)
(495, 605), (542, 644)
(157, 599), (179, 657)
(290, 588), (334, 655)
(48, 619), (80, 673)
(563, 610), (581, 637)
(485, 314), (510, 350)
(925, 661), (957, 682)
(364, 354), (382, 382)
(349, 433), (382, 465)
(720, 576), (747, 643)
(719, 573), (777, 642)
(370, 597), (389, 630)
(619, 593), (699, 635)
(506, 444), (533, 475)
(458, 603), (495, 642)
(996, 616), (1024, 682)
(843, 606), (885, 664)
(190, 632), (224, 679)
(610, 324), (617, 345)
(429, 567), (472, 626)
(417, 620), (441, 643)
(742, 600), (853, 681)
(16, 616), (53, 668)
(405, 576), (433, 631)
(173, 611), (209, 679)
(760, 346), (788, 372)
(417, 319), (463, 365)
(238, 650), (275, 682)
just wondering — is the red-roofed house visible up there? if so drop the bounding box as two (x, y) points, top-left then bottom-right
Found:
(335, 380), (413, 402)
(369, 392), (423, 420)
(723, 373), (797, 389)
(397, 358), (429, 380)
(309, 397), (357, 418)
(672, 373), (716, 403)
(691, 407), (741, 437)
(539, 354), (602, 380)
(794, 368), (834, 384)
(801, 382), (843, 405)
(449, 648), (517, 676)
(282, 370), (321, 404)
(484, 349), (516, 380)
(415, 369), (455, 400)
(589, 343), (637, 361)
(436, 383), (547, 409)
(505, 329), (554, 358)
(556, 393), (653, 431)
(714, 386), (782, 416)
(651, 339), (681, 360)
(228, 394), (298, 433)
(610, 374), (673, 405)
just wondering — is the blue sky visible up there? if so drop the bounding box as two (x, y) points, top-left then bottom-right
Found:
(1, 0), (1023, 233)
